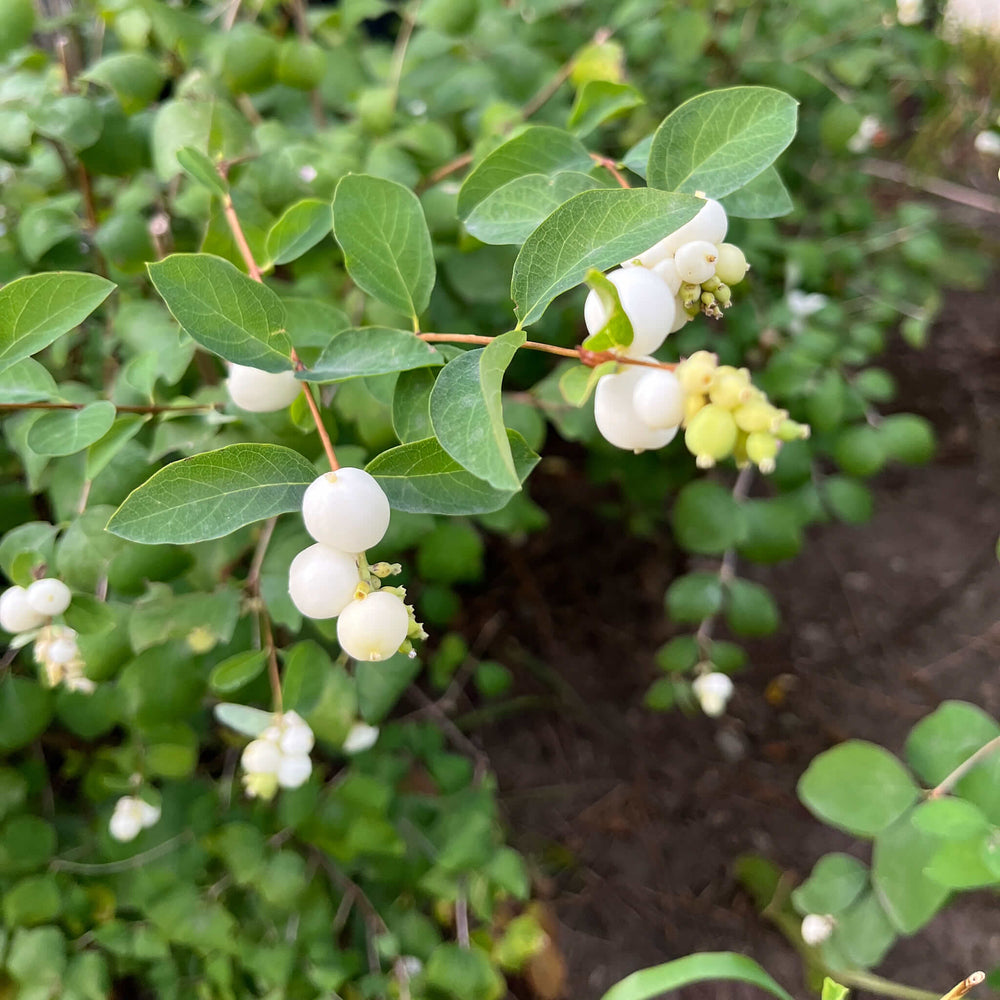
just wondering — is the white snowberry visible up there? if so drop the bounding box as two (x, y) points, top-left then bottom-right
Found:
(26, 578), (72, 617)
(226, 364), (302, 413)
(593, 364), (680, 453)
(276, 753), (312, 789)
(692, 672), (734, 717)
(583, 267), (676, 358)
(801, 913), (835, 946)
(343, 722), (380, 754)
(301, 468), (391, 553)
(0, 587), (47, 634)
(46, 634), (79, 665)
(337, 591), (410, 662)
(674, 241), (719, 285)
(626, 198), (728, 269)
(241, 737), (282, 775)
(109, 797), (146, 843)
(278, 711), (315, 755)
(632, 369), (685, 431)
(651, 257), (682, 295)
(288, 544), (361, 619)
(137, 800), (161, 829)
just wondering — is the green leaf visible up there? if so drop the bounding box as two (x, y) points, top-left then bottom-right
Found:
(822, 978), (850, 1000)
(904, 701), (1000, 823)
(720, 167), (793, 219)
(647, 87), (798, 197)
(600, 952), (793, 1000)
(300, 327), (444, 382)
(107, 443), (317, 544)
(872, 813), (950, 933)
(332, 174), (435, 320)
(568, 80), (644, 138)
(464, 171), (604, 246)
(80, 53), (165, 113)
(214, 702), (273, 738)
(63, 595), (116, 636)
(911, 798), (991, 839)
(0, 272), (115, 376)
(424, 943), (505, 1000)
(558, 360), (616, 407)
(151, 98), (251, 182)
(923, 836), (996, 889)
(3, 874), (62, 926)
(831, 891), (895, 969)
(0, 358), (57, 404)
(672, 481), (746, 555)
(580, 270), (633, 352)
(664, 572), (724, 623)
(25, 401), (116, 457)
(791, 854), (867, 916)
(356, 654), (421, 723)
(31, 95), (103, 150)
(457, 126), (593, 218)
(147, 254), (292, 372)
(17, 195), (80, 263)
(367, 432), (539, 515)
(724, 578), (780, 637)
(798, 741), (919, 837)
(822, 476), (873, 525)
(392, 368), (436, 443)
(430, 332), (525, 491)
(0, 678), (53, 753)
(86, 414), (150, 481)
(266, 198), (333, 266)
(175, 146), (227, 196)
(208, 649), (268, 695)
(511, 188), (701, 325)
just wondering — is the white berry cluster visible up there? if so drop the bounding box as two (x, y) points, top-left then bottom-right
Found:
(109, 795), (161, 843)
(240, 710), (315, 799)
(288, 467), (425, 662)
(0, 579), (92, 693)
(692, 671), (734, 718)
(226, 363), (301, 413)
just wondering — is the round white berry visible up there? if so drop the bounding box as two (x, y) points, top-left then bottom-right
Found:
(632, 369), (685, 431)
(0, 586), (47, 634)
(692, 672), (734, 717)
(669, 295), (692, 333)
(674, 241), (719, 285)
(47, 635), (79, 665)
(26, 578), (72, 617)
(626, 198), (728, 269)
(109, 797), (145, 843)
(137, 800), (162, 829)
(288, 544), (361, 620)
(301, 468), (391, 553)
(278, 712), (315, 755)
(652, 257), (682, 295)
(593, 365), (680, 453)
(584, 267), (677, 358)
(226, 364), (302, 413)
(276, 753), (312, 789)
(801, 913), (835, 946)
(337, 591), (410, 662)
(343, 722), (380, 754)
(242, 737), (282, 775)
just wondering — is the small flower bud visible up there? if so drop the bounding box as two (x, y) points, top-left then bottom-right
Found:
(343, 722), (380, 754)
(801, 913), (835, 946)
(692, 672), (734, 718)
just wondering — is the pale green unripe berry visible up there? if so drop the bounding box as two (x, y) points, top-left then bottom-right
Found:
(775, 418), (811, 442)
(337, 590), (410, 661)
(734, 398), (782, 433)
(302, 468), (391, 552)
(674, 240), (719, 285)
(227, 364), (301, 413)
(594, 365), (680, 453)
(627, 198), (727, 268)
(632, 369), (685, 431)
(746, 431), (780, 472)
(583, 267), (676, 357)
(715, 243), (748, 285)
(675, 351), (718, 394)
(707, 366), (752, 410)
(288, 544), (361, 619)
(26, 578), (71, 616)
(0, 586), (47, 633)
(684, 404), (738, 468)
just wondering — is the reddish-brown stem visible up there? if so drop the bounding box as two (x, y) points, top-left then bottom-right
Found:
(589, 152), (631, 189)
(416, 332), (676, 370)
(260, 608), (283, 715)
(419, 151), (473, 190)
(217, 173), (340, 471)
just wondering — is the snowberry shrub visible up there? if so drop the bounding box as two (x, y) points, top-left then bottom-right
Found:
(0, 0), (989, 997)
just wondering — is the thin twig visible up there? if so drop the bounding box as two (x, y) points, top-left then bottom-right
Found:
(51, 833), (192, 875)
(589, 153), (631, 189)
(939, 972), (985, 1000)
(388, 2), (420, 113)
(860, 158), (1000, 215)
(0, 402), (221, 414)
(929, 736), (1000, 798)
(455, 889), (470, 948)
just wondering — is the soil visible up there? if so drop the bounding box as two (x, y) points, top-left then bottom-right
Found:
(456, 259), (1000, 997)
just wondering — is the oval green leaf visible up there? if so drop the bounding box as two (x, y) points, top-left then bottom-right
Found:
(209, 650), (269, 694)
(299, 327), (445, 383)
(26, 401), (117, 457)
(107, 443), (318, 544)
(266, 198), (333, 266)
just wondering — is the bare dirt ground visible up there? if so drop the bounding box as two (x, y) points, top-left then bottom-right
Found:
(461, 271), (1000, 999)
